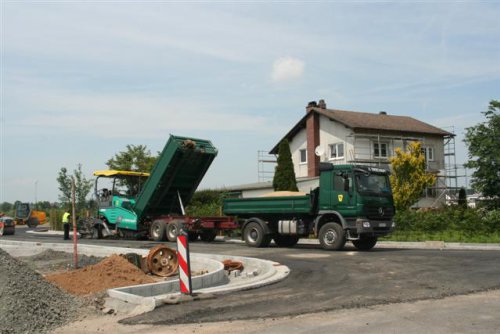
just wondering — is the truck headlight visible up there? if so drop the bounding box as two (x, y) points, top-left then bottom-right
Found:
(392, 222), (396, 228)
(362, 221), (371, 228)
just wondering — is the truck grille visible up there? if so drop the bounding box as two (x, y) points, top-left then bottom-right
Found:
(366, 206), (394, 220)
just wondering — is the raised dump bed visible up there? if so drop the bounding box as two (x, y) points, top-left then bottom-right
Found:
(133, 135), (218, 220)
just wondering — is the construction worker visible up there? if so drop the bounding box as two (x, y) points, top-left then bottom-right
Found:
(62, 210), (71, 240)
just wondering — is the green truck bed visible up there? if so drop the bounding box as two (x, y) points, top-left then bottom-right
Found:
(133, 135), (218, 220)
(223, 194), (312, 217)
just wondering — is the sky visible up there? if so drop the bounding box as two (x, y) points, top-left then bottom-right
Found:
(1, 1), (499, 203)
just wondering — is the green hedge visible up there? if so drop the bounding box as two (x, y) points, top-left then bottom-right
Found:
(185, 189), (226, 217)
(383, 207), (500, 242)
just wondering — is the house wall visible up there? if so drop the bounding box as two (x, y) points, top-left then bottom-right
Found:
(289, 128), (308, 177)
(289, 115), (354, 178)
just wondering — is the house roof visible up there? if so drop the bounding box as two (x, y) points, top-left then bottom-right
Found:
(270, 107), (454, 154)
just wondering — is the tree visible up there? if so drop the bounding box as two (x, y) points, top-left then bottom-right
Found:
(464, 100), (500, 199)
(273, 139), (299, 192)
(106, 144), (157, 172)
(390, 141), (436, 211)
(56, 164), (93, 211)
(106, 144), (158, 194)
(0, 202), (13, 214)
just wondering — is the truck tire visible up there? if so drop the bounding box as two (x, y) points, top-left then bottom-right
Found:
(92, 225), (103, 239)
(166, 221), (183, 242)
(273, 235), (299, 247)
(27, 217), (39, 228)
(352, 236), (378, 251)
(200, 230), (217, 242)
(150, 220), (166, 241)
(318, 222), (346, 250)
(243, 221), (271, 248)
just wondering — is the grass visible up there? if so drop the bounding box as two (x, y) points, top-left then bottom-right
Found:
(382, 231), (500, 243)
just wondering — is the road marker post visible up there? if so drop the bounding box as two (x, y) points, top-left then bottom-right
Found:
(177, 230), (192, 295)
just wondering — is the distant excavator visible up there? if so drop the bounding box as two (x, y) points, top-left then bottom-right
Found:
(14, 202), (46, 228)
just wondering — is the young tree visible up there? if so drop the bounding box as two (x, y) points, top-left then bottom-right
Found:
(464, 100), (500, 199)
(106, 144), (158, 172)
(57, 164), (93, 211)
(273, 139), (299, 192)
(390, 141), (436, 211)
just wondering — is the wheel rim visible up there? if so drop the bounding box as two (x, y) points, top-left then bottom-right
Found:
(168, 224), (177, 239)
(323, 229), (337, 245)
(152, 224), (160, 238)
(248, 228), (259, 243)
(146, 245), (178, 277)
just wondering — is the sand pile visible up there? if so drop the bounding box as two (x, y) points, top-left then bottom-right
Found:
(45, 254), (156, 295)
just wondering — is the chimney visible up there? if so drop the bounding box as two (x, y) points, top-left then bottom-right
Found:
(306, 101), (320, 177)
(318, 99), (327, 109)
(306, 101), (317, 113)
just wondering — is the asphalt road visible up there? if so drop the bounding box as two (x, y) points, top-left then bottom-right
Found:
(8, 226), (500, 326)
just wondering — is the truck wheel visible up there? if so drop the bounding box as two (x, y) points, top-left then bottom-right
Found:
(150, 220), (166, 241)
(244, 222), (271, 248)
(27, 217), (39, 228)
(92, 225), (103, 239)
(318, 223), (346, 250)
(166, 221), (182, 242)
(352, 237), (378, 251)
(200, 230), (217, 242)
(273, 235), (299, 247)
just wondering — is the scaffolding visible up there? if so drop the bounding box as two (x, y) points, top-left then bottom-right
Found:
(257, 150), (277, 182)
(346, 130), (459, 207)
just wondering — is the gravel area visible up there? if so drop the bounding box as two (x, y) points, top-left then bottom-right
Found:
(18, 249), (104, 274)
(0, 248), (80, 334)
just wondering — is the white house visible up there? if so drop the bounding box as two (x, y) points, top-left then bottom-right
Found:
(231, 99), (455, 207)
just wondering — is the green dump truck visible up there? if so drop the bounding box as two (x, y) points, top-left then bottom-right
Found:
(223, 163), (395, 251)
(84, 135), (237, 241)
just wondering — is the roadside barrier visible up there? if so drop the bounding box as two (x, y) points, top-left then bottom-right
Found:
(177, 231), (193, 295)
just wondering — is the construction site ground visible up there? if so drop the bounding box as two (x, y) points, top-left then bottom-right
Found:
(2, 224), (500, 333)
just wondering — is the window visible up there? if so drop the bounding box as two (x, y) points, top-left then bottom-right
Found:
(299, 149), (307, 163)
(422, 147), (434, 161)
(373, 142), (388, 158)
(329, 143), (344, 160)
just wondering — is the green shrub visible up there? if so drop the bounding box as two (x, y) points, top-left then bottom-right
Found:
(390, 207), (500, 242)
(186, 189), (227, 217)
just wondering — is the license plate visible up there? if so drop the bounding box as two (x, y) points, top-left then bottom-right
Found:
(379, 223), (387, 227)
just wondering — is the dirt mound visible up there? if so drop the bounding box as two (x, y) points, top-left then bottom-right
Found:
(0, 248), (79, 334)
(46, 254), (156, 295)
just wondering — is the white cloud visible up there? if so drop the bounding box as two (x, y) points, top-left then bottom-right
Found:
(271, 57), (305, 83)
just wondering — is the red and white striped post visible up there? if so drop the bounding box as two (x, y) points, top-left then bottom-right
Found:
(177, 231), (193, 295)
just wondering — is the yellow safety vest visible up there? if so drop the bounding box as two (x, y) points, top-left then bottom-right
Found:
(62, 212), (71, 223)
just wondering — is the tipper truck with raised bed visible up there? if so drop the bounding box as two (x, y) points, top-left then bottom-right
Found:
(223, 163), (395, 251)
(84, 135), (237, 241)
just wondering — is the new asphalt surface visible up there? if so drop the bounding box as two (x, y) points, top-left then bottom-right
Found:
(5, 225), (500, 326)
